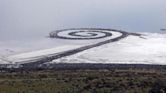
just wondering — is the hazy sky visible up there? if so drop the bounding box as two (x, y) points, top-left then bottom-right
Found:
(0, 0), (166, 41)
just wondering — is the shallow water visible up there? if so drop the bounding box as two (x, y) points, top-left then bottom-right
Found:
(0, 0), (166, 55)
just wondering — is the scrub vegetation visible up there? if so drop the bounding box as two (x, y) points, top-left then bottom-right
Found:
(0, 67), (166, 93)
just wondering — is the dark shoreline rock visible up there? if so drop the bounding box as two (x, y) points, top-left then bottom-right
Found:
(1, 63), (166, 72)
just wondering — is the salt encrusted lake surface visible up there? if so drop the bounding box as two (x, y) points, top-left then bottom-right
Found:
(0, 0), (166, 65)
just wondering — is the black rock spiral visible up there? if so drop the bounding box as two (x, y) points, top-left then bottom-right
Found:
(22, 28), (129, 67)
(49, 28), (123, 40)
